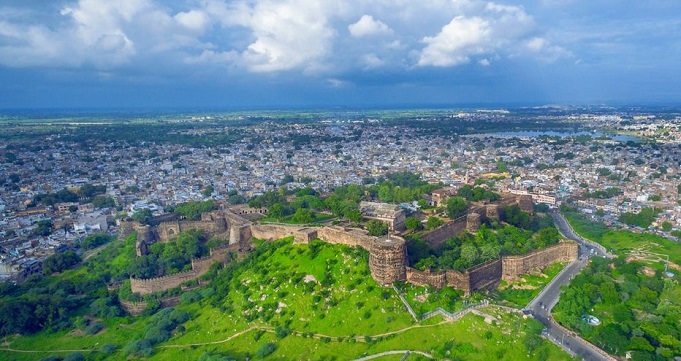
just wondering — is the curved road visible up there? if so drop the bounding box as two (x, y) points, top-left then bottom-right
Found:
(523, 211), (614, 361)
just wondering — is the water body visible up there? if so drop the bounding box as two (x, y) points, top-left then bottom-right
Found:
(482, 130), (641, 142)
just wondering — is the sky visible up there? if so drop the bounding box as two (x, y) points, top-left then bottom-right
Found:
(1, 0), (680, 110)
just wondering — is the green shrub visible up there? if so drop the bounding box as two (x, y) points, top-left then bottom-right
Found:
(255, 342), (276, 358)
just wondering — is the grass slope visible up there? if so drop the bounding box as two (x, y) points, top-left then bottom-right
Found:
(564, 210), (681, 265)
(1, 239), (574, 361)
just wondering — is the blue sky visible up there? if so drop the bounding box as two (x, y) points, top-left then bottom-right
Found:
(1, 0), (680, 109)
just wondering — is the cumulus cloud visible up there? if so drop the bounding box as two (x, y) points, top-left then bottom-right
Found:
(418, 4), (536, 67)
(0, 0), (572, 76)
(175, 10), (210, 33)
(359, 53), (385, 70)
(523, 37), (572, 62)
(348, 15), (393, 38)
(235, 0), (337, 73)
(419, 16), (492, 67)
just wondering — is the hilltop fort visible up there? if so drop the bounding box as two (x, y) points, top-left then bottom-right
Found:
(119, 193), (576, 298)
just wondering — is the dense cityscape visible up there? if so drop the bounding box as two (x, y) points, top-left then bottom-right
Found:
(2, 108), (680, 277)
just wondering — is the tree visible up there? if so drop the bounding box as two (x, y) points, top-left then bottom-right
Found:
(661, 221), (672, 232)
(446, 196), (468, 219)
(460, 243), (478, 266)
(132, 208), (153, 225)
(479, 243), (500, 261)
(291, 208), (315, 223)
(202, 185), (214, 198)
(34, 219), (53, 236)
(92, 195), (115, 209)
(255, 342), (276, 357)
(345, 209), (363, 223)
(405, 217), (422, 231)
(43, 251), (81, 274)
(269, 203), (285, 220)
(365, 220), (389, 236)
(228, 194), (246, 205)
(619, 207), (662, 228)
(503, 205), (530, 229)
(425, 216), (443, 230)
(534, 227), (561, 247)
(81, 233), (113, 250)
(280, 174), (294, 185)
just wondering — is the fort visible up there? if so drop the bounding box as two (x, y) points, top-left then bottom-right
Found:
(121, 194), (578, 299)
(129, 244), (238, 295)
(405, 242), (578, 296)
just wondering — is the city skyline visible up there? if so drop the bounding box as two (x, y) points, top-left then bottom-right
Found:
(1, 0), (680, 109)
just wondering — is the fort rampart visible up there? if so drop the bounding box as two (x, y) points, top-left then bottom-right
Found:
(404, 241), (577, 296)
(156, 211), (228, 243)
(130, 244), (237, 295)
(422, 216), (468, 248)
(123, 197), (577, 299)
(501, 242), (578, 281)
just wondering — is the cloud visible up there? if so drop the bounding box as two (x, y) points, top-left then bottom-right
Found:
(418, 3), (536, 67)
(348, 15), (393, 38)
(0, 0), (573, 76)
(327, 78), (349, 87)
(419, 16), (492, 67)
(236, 1), (337, 73)
(175, 10), (210, 33)
(360, 53), (385, 69)
(523, 37), (572, 62)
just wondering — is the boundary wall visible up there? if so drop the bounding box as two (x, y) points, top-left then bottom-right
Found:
(124, 202), (577, 299)
(130, 244), (237, 295)
(405, 242), (578, 296)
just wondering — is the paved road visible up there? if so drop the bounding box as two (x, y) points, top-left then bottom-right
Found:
(523, 211), (614, 361)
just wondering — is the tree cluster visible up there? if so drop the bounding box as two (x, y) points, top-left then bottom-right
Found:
(128, 229), (207, 279)
(43, 251), (81, 275)
(456, 185), (500, 202)
(408, 209), (560, 272)
(172, 200), (217, 221)
(80, 233), (114, 251)
(582, 187), (621, 199)
(554, 257), (680, 359)
(619, 207), (662, 229)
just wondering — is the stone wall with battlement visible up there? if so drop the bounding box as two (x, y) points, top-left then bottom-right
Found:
(224, 208), (251, 226)
(130, 244), (237, 295)
(251, 224), (319, 244)
(467, 259), (503, 292)
(130, 270), (199, 295)
(230, 206), (269, 215)
(406, 267), (447, 288)
(317, 226), (374, 250)
(422, 216), (467, 248)
(156, 213), (228, 243)
(445, 270), (470, 295)
(502, 242), (578, 281)
(404, 242), (577, 296)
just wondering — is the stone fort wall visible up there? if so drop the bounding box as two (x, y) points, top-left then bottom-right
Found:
(124, 199), (577, 299)
(501, 242), (578, 281)
(130, 244), (237, 295)
(156, 211), (228, 243)
(422, 216), (468, 248)
(405, 241), (577, 296)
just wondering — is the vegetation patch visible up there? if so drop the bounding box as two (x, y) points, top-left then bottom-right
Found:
(494, 262), (565, 307)
(563, 206), (681, 265)
(553, 257), (681, 359)
(1, 237), (574, 361)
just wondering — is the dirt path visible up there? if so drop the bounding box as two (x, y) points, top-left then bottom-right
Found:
(351, 350), (434, 361)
